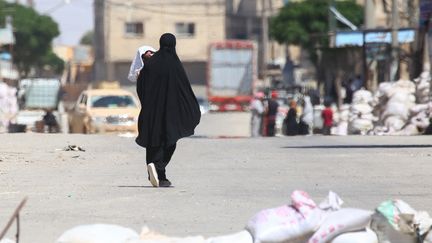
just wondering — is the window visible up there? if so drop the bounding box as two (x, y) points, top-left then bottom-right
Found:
(79, 94), (87, 105)
(125, 22), (144, 37)
(175, 22), (195, 37)
(90, 95), (137, 108)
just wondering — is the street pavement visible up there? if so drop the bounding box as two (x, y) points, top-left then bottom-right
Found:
(0, 112), (431, 242)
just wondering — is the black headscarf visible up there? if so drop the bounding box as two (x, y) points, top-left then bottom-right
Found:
(136, 33), (201, 148)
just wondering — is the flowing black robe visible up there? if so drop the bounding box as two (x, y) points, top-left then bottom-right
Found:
(136, 34), (201, 148)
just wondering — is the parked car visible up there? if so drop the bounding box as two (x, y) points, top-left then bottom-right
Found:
(68, 88), (140, 134)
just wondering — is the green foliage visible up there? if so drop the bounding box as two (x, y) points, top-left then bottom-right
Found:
(270, 0), (363, 64)
(39, 51), (65, 75)
(0, 0), (63, 77)
(80, 31), (93, 45)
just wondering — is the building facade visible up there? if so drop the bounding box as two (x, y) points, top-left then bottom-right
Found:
(105, 0), (226, 85)
(104, 0), (286, 86)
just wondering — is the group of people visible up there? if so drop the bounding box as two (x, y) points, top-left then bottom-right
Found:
(250, 92), (334, 137)
(250, 91), (280, 137)
(250, 92), (314, 137)
(284, 97), (334, 136)
(283, 98), (312, 136)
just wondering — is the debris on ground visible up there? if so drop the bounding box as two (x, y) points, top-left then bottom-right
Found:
(63, 145), (85, 152)
(54, 190), (432, 243)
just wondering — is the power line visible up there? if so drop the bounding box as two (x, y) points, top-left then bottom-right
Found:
(105, 1), (224, 17)
(105, 0), (279, 17)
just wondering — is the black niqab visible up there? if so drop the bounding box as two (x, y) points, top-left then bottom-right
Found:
(136, 33), (201, 148)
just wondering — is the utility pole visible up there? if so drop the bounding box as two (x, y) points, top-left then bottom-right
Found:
(328, 0), (336, 48)
(390, 0), (399, 81)
(260, 0), (268, 80)
(364, 0), (375, 29)
(94, 0), (106, 82)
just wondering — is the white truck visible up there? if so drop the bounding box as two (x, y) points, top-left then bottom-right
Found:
(14, 78), (66, 132)
(207, 40), (256, 112)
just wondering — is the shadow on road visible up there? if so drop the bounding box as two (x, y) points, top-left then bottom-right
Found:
(116, 185), (175, 188)
(283, 144), (432, 149)
(117, 185), (155, 188)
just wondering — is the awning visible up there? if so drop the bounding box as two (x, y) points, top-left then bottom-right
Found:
(335, 29), (415, 47)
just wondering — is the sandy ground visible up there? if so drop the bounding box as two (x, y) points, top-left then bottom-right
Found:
(0, 112), (431, 242)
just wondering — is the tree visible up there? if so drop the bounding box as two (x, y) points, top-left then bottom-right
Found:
(0, 0), (64, 77)
(270, 0), (363, 65)
(80, 31), (93, 45)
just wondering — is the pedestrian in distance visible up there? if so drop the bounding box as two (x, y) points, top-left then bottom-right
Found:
(250, 92), (265, 137)
(283, 100), (298, 136)
(264, 91), (279, 137)
(135, 33), (201, 188)
(321, 101), (333, 135)
(299, 95), (313, 135)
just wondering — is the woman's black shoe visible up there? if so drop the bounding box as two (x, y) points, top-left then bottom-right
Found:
(159, 179), (172, 187)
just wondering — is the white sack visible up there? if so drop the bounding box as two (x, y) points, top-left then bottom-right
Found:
(410, 104), (430, 116)
(136, 226), (205, 243)
(330, 228), (378, 243)
(351, 104), (373, 115)
(417, 81), (430, 91)
(377, 82), (393, 97)
(332, 121), (348, 136)
(308, 208), (373, 243)
(384, 116), (406, 132)
(246, 191), (325, 243)
(349, 118), (373, 134)
(56, 224), (139, 243)
(206, 230), (252, 243)
(382, 102), (411, 121)
(352, 90), (373, 104)
(393, 80), (416, 93)
(387, 91), (415, 104)
(394, 124), (420, 136)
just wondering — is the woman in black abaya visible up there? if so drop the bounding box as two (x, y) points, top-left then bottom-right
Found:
(136, 33), (201, 187)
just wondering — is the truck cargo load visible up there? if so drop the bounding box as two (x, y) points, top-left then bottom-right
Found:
(207, 40), (256, 112)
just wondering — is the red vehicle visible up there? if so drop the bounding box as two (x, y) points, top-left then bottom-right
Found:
(207, 40), (257, 112)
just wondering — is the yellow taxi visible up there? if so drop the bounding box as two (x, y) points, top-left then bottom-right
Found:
(68, 88), (140, 134)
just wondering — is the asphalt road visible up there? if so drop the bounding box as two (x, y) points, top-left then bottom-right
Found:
(0, 112), (431, 242)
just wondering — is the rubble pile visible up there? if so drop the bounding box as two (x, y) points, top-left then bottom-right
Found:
(347, 90), (375, 135)
(55, 191), (432, 243)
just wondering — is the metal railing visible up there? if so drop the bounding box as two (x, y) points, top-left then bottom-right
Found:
(0, 198), (27, 243)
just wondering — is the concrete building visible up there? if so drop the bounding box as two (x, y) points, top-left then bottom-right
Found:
(358, 0), (419, 29)
(104, 0), (286, 86)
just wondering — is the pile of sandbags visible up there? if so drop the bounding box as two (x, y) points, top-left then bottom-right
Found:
(348, 89), (376, 134)
(371, 80), (417, 135)
(55, 191), (432, 243)
(399, 71), (432, 135)
(371, 75), (432, 135)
